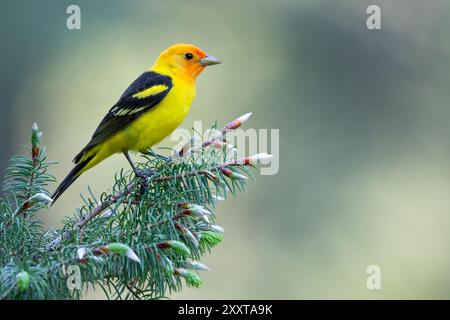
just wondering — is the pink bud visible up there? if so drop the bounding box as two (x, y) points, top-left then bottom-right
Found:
(239, 153), (274, 165)
(175, 221), (199, 247)
(226, 113), (252, 130)
(220, 167), (248, 180)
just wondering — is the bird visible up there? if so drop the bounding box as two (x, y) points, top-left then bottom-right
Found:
(51, 43), (222, 203)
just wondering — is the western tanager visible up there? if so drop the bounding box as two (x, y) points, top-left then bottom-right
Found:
(52, 43), (221, 202)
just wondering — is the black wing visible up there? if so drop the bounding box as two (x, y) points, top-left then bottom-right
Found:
(73, 71), (173, 163)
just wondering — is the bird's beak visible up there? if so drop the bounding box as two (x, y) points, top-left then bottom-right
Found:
(200, 55), (222, 66)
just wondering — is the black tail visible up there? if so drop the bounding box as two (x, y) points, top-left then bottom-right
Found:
(51, 155), (93, 203)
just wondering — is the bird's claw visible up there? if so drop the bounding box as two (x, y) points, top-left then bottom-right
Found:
(134, 169), (155, 195)
(135, 168), (156, 179)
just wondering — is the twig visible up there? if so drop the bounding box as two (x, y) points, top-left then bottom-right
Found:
(126, 283), (142, 300)
(153, 169), (213, 183)
(47, 183), (134, 250)
(76, 183), (133, 229)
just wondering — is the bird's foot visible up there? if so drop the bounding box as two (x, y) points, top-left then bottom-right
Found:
(134, 169), (156, 195)
(135, 168), (156, 179)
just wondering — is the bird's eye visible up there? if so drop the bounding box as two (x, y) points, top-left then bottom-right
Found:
(185, 53), (194, 60)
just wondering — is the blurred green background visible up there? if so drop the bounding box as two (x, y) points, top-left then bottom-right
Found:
(2, 0), (450, 299)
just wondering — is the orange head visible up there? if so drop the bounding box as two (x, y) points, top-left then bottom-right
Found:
(151, 43), (222, 81)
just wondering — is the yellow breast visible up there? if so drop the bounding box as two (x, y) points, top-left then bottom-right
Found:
(105, 78), (196, 153)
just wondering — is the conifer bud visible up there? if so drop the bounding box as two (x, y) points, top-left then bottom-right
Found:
(174, 221), (199, 247)
(220, 167), (248, 180)
(200, 230), (224, 247)
(202, 170), (218, 182)
(239, 153), (274, 165)
(31, 123), (42, 160)
(26, 193), (53, 207)
(226, 113), (252, 130)
(199, 224), (225, 234)
(16, 271), (30, 292)
(183, 261), (210, 271)
(157, 240), (191, 256)
(77, 247), (87, 260)
(174, 268), (202, 288)
(178, 203), (211, 223)
(102, 243), (141, 263)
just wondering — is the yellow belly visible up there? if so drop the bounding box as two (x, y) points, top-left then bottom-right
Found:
(81, 80), (195, 172)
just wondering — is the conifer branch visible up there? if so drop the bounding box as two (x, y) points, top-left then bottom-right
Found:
(48, 114), (258, 250)
(0, 114), (272, 300)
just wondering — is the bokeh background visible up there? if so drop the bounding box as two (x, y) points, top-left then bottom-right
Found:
(1, 0), (450, 299)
